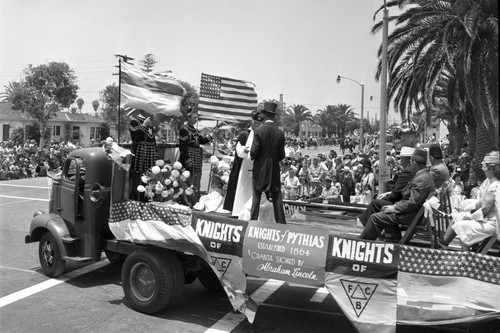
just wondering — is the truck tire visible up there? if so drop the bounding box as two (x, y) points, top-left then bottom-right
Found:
(105, 250), (126, 265)
(39, 231), (66, 278)
(197, 267), (222, 290)
(122, 249), (183, 314)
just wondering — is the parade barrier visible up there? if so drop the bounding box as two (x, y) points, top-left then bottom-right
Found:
(109, 205), (500, 333)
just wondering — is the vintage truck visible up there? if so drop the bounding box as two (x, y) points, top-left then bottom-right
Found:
(25, 147), (221, 314)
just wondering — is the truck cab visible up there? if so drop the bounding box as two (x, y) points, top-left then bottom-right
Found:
(25, 147), (219, 314)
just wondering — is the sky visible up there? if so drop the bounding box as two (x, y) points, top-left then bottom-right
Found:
(0, 0), (401, 124)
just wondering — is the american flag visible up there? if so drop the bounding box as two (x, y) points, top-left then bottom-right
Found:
(198, 73), (258, 122)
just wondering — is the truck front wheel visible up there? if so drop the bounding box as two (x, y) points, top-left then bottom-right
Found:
(122, 249), (183, 314)
(39, 232), (66, 278)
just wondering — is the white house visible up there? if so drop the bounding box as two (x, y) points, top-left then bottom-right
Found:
(0, 102), (107, 146)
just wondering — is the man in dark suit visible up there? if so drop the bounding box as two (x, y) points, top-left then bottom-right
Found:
(359, 148), (435, 241)
(250, 102), (286, 224)
(358, 147), (417, 227)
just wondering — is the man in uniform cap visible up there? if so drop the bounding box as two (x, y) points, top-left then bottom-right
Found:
(428, 143), (449, 189)
(360, 148), (435, 241)
(357, 146), (418, 232)
(250, 102), (287, 224)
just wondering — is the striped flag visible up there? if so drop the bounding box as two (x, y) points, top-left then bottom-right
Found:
(396, 246), (500, 325)
(120, 62), (185, 116)
(198, 73), (258, 122)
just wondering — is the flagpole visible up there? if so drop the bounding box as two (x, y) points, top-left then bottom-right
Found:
(206, 120), (219, 193)
(117, 58), (122, 144)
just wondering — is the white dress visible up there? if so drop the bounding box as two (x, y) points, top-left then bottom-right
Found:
(452, 179), (498, 246)
(232, 129), (254, 217)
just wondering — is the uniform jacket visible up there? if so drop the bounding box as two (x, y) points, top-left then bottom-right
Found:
(386, 163), (418, 203)
(395, 167), (435, 225)
(250, 121), (285, 193)
(178, 123), (212, 168)
(429, 161), (450, 189)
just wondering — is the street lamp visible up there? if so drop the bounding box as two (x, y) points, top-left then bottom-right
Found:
(337, 75), (365, 152)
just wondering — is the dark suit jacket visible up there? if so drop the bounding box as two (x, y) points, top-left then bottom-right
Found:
(250, 121), (285, 193)
(395, 167), (435, 225)
(223, 131), (248, 211)
(386, 164), (418, 203)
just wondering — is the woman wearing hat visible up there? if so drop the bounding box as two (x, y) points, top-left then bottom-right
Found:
(128, 109), (159, 201)
(439, 151), (500, 250)
(360, 158), (374, 204)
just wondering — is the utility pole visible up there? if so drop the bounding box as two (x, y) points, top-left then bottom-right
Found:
(113, 54), (134, 144)
(378, 1), (389, 192)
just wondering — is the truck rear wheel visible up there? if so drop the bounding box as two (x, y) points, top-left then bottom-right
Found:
(197, 267), (222, 290)
(39, 231), (66, 278)
(122, 249), (183, 314)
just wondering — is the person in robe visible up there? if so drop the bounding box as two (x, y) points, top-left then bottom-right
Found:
(223, 111), (263, 216)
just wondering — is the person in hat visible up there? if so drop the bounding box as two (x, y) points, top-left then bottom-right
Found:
(357, 146), (419, 231)
(359, 148), (435, 241)
(224, 111), (264, 216)
(439, 151), (500, 250)
(360, 158), (375, 204)
(428, 143), (449, 189)
(179, 107), (217, 204)
(250, 102), (287, 224)
(340, 166), (355, 203)
(128, 109), (159, 201)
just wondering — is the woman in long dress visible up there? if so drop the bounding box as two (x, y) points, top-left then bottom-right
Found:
(440, 151), (499, 250)
(230, 112), (263, 217)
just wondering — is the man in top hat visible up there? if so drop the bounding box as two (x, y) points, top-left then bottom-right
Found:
(250, 102), (287, 224)
(357, 147), (418, 230)
(179, 107), (217, 204)
(128, 109), (159, 201)
(428, 143), (449, 189)
(359, 148), (435, 241)
(224, 110), (263, 216)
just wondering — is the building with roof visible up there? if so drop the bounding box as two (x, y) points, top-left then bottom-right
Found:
(0, 102), (108, 146)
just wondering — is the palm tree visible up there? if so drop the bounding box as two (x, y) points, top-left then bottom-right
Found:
(373, 0), (498, 177)
(334, 104), (358, 139)
(76, 97), (84, 113)
(92, 100), (100, 116)
(285, 104), (313, 136)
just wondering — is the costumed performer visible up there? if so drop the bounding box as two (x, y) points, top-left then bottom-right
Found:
(179, 107), (217, 204)
(223, 111), (263, 216)
(128, 109), (159, 201)
(250, 102), (286, 224)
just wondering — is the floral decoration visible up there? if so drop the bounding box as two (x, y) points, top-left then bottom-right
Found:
(209, 155), (231, 193)
(137, 159), (194, 202)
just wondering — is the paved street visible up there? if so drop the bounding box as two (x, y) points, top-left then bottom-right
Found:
(0, 144), (497, 333)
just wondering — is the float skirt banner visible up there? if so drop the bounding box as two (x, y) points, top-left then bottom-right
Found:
(324, 236), (400, 333)
(397, 246), (500, 325)
(242, 221), (328, 287)
(191, 212), (253, 320)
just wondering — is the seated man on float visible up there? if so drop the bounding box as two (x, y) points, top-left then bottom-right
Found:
(357, 147), (417, 228)
(359, 148), (435, 242)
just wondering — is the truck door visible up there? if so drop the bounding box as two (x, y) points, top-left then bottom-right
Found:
(60, 157), (82, 223)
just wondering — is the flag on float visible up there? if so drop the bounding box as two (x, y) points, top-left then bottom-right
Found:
(198, 73), (258, 122)
(324, 236), (399, 333)
(396, 246), (500, 325)
(120, 62), (185, 116)
(108, 201), (211, 261)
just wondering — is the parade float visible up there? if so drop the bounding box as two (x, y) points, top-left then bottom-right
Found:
(25, 143), (500, 333)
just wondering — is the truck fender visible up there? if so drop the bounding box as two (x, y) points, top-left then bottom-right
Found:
(25, 213), (73, 258)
